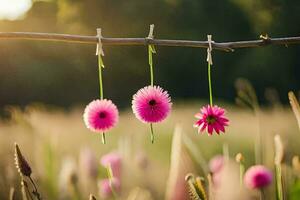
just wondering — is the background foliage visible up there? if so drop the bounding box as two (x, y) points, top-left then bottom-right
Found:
(0, 0), (300, 109)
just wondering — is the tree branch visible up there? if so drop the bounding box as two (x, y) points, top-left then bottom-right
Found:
(0, 32), (300, 51)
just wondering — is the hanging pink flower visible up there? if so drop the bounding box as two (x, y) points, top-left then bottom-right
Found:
(100, 152), (122, 179)
(244, 165), (273, 189)
(132, 85), (172, 123)
(193, 105), (229, 135)
(83, 99), (119, 132)
(98, 178), (120, 199)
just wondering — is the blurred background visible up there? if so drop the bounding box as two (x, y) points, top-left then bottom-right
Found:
(0, 0), (300, 199)
(0, 0), (299, 109)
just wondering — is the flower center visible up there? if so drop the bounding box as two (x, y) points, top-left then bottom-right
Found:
(99, 112), (106, 119)
(206, 115), (216, 124)
(149, 99), (156, 106)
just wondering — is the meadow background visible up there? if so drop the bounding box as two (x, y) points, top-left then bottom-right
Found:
(0, 0), (300, 199)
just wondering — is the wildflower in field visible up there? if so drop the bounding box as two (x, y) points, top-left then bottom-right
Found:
(208, 155), (225, 187)
(209, 155), (224, 173)
(193, 105), (229, 135)
(101, 152), (122, 179)
(83, 99), (119, 132)
(79, 148), (98, 178)
(98, 178), (120, 199)
(132, 85), (172, 123)
(244, 165), (273, 189)
(59, 157), (78, 194)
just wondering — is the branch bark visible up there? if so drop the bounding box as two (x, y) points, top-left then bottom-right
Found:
(0, 32), (300, 51)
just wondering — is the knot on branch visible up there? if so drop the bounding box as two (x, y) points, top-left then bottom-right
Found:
(260, 34), (272, 45)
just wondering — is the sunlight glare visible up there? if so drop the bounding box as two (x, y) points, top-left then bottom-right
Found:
(0, 0), (32, 20)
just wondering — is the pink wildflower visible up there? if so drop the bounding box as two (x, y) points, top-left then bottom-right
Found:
(209, 155), (224, 173)
(194, 105), (229, 135)
(132, 85), (172, 123)
(98, 178), (120, 199)
(79, 148), (98, 178)
(101, 152), (122, 179)
(244, 165), (273, 189)
(83, 99), (119, 132)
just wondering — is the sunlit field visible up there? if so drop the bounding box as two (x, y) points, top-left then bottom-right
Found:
(1, 96), (300, 199)
(1, 0), (300, 200)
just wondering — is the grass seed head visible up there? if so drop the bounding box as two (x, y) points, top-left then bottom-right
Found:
(14, 143), (32, 177)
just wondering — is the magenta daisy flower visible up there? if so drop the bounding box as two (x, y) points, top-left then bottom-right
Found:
(194, 105), (229, 135)
(244, 165), (273, 189)
(132, 85), (172, 123)
(83, 99), (119, 132)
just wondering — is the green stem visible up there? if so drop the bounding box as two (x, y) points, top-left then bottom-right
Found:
(260, 188), (266, 200)
(239, 164), (245, 187)
(106, 166), (118, 199)
(98, 55), (106, 144)
(150, 123), (154, 144)
(208, 63), (213, 106)
(102, 132), (106, 144)
(98, 54), (104, 100)
(148, 45), (155, 86)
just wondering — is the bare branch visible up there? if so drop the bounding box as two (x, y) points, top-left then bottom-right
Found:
(0, 32), (300, 51)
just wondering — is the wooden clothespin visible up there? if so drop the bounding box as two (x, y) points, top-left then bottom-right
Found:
(206, 35), (213, 65)
(96, 28), (105, 56)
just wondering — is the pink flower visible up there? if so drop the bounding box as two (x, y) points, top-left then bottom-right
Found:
(194, 105), (229, 135)
(101, 152), (122, 179)
(132, 85), (172, 123)
(244, 165), (273, 189)
(98, 178), (120, 199)
(83, 99), (119, 132)
(79, 148), (98, 178)
(209, 155), (224, 173)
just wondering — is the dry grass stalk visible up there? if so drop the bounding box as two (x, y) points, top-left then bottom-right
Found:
(89, 194), (97, 200)
(14, 143), (32, 177)
(207, 174), (214, 200)
(9, 187), (16, 200)
(274, 134), (284, 200)
(126, 187), (153, 200)
(288, 91), (300, 130)
(274, 135), (284, 165)
(14, 143), (42, 200)
(165, 125), (196, 200)
(21, 180), (32, 200)
(292, 156), (300, 177)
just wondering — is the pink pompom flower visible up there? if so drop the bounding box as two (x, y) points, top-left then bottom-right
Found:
(132, 85), (172, 123)
(193, 105), (229, 135)
(98, 178), (120, 199)
(83, 99), (119, 132)
(244, 165), (273, 189)
(101, 152), (122, 179)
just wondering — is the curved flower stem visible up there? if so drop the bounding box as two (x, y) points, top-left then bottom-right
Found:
(208, 63), (213, 106)
(148, 45), (156, 86)
(148, 45), (156, 144)
(260, 188), (266, 200)
(102, 132), (106, 144)
(239, 163), (245, 187)
(150, 123), (155, 144)
(98, 54), (104, 100)
(106, 166), (118, 199)
(98, 54), (107, 144)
